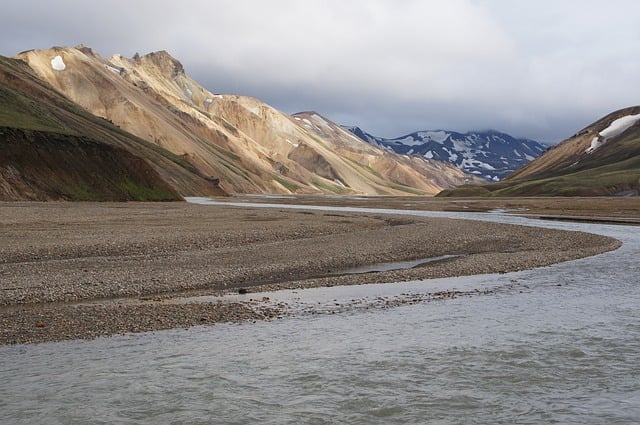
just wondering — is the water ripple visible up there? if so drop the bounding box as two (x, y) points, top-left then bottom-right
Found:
(1, 213), (639, 424)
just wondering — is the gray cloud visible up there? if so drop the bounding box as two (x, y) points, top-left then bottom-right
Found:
(3, 0), (640, 143)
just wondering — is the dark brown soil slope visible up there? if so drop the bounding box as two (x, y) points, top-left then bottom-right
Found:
(0, 127), (180, 200)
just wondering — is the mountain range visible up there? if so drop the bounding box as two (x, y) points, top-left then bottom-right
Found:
(439, 106), (640, 197)
(1, 45), (637, 201)
(346, 126), (547, 181)
(0, 46), (477, 201)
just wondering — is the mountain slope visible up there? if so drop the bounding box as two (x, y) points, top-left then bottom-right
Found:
(347, 127), (546, 181)
(293, 112), (480, 194)
(438, 106), (640, 197)
(16, 46), (475, 196)
(0, 54), (224, 201)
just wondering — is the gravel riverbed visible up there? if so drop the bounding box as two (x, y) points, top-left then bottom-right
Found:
(0, 201), (620, 345)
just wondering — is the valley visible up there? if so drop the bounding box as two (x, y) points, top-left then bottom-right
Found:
(4, 4), (640, 423)
(1, 45), (639, 344)
(3, 46), (637, 200)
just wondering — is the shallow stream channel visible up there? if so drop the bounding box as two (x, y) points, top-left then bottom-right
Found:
(2, 200), (639, 424)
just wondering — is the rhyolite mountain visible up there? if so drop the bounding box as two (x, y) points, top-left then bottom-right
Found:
(10, 46), (477, 198)
(0, 54), (224, 201)
(290, 112), (484, 193)
(438, 106), (640, 197)
(346, 126), (547, 181)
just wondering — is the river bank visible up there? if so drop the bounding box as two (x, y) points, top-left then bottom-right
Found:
(0, 201), (621, 344)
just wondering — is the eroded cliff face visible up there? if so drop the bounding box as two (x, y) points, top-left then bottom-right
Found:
(17, 46), (475, 195)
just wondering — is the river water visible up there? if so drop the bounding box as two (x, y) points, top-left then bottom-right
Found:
(1, 204), (639, 424)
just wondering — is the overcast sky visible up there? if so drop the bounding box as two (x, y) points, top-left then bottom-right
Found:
(3, 0), (639, 144)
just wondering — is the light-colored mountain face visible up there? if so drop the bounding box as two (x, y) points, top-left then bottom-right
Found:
(347, 127), (546, 181)
(507, 106), (640, 182)
(0, 54), (225, 201)
(16, 46), (474, 196)
(294, 112), (483, 193)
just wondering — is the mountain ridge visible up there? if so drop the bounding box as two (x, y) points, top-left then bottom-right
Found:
(346, 126), (547, 181)
(12, 46), (476, 196)
(438, 105), (640, 197)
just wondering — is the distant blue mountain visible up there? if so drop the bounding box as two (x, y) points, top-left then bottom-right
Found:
(344, 127), (547, 181)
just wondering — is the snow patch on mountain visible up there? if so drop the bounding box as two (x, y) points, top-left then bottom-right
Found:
(312, 114), (333, 132)
(51, 55), (66, 71)
(600, 113), (640, 138)
(586, 137), (603, 154)
(105, 64), (123, 75)
(586, 113), (640, 154)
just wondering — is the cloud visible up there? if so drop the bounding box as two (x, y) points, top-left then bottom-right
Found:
(2, 0), (640, 143)
(182, 1), (515, 98)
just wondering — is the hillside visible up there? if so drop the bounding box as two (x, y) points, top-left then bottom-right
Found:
(292, 112), (482, 194)
(15, 46), (474, 196)
(438, 106), (640, 197)
(0, 55), (224, 201)
(347, 126), (546, 181)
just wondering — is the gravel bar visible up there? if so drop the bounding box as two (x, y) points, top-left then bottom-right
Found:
(0, 201), (621, 345)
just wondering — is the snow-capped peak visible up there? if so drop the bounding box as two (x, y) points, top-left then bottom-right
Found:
(347, 127), (546, 181)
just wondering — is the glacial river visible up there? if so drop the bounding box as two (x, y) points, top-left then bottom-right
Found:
(1, 203), (639, 424)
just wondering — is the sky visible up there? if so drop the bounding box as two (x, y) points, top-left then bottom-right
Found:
(2, 0), (640, 144)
